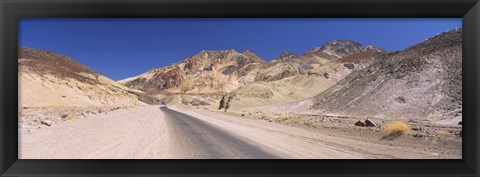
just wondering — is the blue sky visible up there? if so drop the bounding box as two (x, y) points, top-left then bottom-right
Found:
(19, 18), (461, 80)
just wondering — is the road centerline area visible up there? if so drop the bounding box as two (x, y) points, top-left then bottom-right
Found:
(160, 107), (279, 159)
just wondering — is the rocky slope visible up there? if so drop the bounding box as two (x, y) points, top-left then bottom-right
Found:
(224, 51), (384, 110)
(18, 47), (154, 108)
(121, 49), (266, 94)
(307, 29), (462, 123)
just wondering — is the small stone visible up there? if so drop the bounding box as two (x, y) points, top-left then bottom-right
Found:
(412, 127), (423, 131)
(355, 120), (366, 127)
(413, 133), (424, 138)
(365, 118), (377, 127)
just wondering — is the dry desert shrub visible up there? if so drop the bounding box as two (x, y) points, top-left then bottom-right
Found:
(437, 130), (450, 137)
(383, 121), (410, 135)
(260, 113), (268, 119)
(280, 113), (290, 121)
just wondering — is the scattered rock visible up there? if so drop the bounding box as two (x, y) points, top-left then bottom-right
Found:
(354, 120), (366, 127)
(413, 133), (424, 138)
(241, 114), (245, 117)
(41, 120), (52, 126)
(268, 119), (273, 122)
(395, 96), (407, 103)
(412, 127), (423, 131)
(323, 73), (330, 79)
(343, 63), (355, 69)
(365, 118), (377, 127)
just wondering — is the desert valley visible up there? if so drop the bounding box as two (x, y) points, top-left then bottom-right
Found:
(18, 28), (462, 159)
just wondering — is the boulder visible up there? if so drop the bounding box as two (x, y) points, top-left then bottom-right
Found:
(365, 118), (377, 127)
(355, 120), (366, 127)
(41, 120), (52, 126)
(344, 63), (355, 69)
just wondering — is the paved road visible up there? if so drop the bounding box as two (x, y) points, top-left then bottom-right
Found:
(160, 107), (279, 159)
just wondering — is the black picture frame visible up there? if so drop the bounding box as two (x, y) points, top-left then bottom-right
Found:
(1, 0), (479, 176)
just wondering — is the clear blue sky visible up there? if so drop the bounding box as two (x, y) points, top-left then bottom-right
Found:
(19, 18), (461, 80)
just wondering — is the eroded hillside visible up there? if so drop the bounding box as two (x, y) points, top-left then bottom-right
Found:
(307, 29), (462, 123)
(19, 47), (154, 108)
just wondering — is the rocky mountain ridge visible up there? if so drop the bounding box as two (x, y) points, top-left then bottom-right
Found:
(120, 40), (385, 96)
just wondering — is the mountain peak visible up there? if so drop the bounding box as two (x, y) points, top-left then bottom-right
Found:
(304, 40), (384, 59)
(272, 51), (298, 62)
(364, 45), (386, 52)
(241, 49), (255, 55)
(240, 50), (266, 63)
(204, 49), (238, 54)
(319, 40), (363, 54)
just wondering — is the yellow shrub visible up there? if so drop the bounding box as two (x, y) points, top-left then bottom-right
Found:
(437, 130), (449, 137)
(280, 113), (290, 121)
(259, 113), (268, 119)
(383, 121), (410, 135)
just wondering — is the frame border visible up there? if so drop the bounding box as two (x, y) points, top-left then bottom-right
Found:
(1, 0), (479, 176)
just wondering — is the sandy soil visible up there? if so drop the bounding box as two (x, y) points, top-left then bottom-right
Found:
(19, 106), (172, 159)
(20, 105), (460, 159)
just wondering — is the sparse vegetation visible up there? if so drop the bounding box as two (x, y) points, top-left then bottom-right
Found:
(219, 93), (235, 111)
(259, 113), (268, 119)
(437, 130), (449, 137)
(225, 95), (232, 110)
(280, 113), (290, 121)
(383, 121), (410, 135)
(219, 96), (226, 109)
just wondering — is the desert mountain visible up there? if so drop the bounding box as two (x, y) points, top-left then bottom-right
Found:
(120, 49), (266, 95)
(224, 50), (385, 110)
(120, 40), (384, 97)
(300, 40), (385, 64)
(18, 47), (158, 108)
(304, 29), (462, 123)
